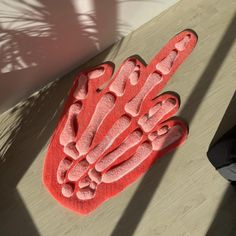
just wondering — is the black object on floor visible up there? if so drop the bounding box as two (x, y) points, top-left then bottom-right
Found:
(207, 91), (236, 182)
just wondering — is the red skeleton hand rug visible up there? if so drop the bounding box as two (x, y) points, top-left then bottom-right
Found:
(43, 30), (197, 215)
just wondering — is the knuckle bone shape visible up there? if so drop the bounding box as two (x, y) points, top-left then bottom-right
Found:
(43, 30), (197, 214)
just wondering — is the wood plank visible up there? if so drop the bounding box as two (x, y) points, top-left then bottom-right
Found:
(0, 0), (236, 235)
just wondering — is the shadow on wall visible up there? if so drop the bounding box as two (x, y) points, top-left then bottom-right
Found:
(0, 0), (120, 235)
(0, 0), (123, 113)
(1, 1), (235, 235)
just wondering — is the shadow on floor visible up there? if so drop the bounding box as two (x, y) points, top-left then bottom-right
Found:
(0, 0), (120, 235)
(1, 4), (235, 236)
(206, 184), (236, 236)
(0, 77), (74, 235)
(111, 13), (236, 236)
(206, 91), (236, 236)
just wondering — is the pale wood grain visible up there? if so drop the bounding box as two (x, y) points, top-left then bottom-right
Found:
(1, 0), (236, 235)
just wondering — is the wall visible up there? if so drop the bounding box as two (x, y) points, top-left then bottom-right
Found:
(0, 0), (179, 113)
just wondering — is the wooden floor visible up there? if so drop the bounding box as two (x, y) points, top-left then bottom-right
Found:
(1, 0), (236, 235)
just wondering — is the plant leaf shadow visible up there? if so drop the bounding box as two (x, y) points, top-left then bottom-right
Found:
(0, 0), (123, 113)
(0, 77), (74, 235)
(0, 0), (122, 235)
